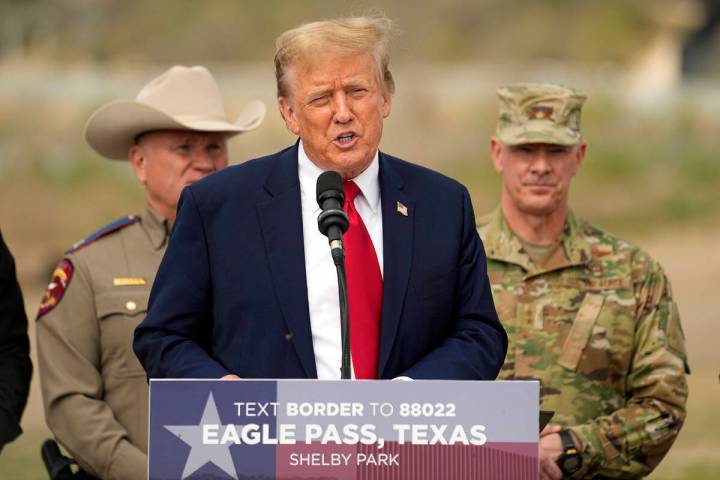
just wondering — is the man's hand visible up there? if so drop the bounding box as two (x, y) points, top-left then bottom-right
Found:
(221, 374), (240, 380)
(539, 424), (564, 480)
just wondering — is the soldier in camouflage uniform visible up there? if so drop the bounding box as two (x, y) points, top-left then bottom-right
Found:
(36, 66), (265, 479)
(477, 83), (689, 479)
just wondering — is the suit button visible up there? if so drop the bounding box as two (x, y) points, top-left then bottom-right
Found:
(126, 301), (137, 311)
(284, 332), (294, 342)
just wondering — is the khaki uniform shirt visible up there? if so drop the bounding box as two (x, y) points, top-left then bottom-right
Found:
(478, 207), (689, 479)
(37, 206), (169, 480)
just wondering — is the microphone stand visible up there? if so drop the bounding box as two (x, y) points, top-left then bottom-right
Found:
(316, 172), (351, 380)
(330, 247), (351, 380)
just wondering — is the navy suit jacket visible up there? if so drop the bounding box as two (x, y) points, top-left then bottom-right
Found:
(134, 144), (507, 380)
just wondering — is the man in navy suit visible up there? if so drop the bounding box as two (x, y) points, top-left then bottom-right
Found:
(134, 16), (507, 381)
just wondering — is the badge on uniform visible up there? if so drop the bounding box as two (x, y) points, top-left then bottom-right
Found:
(37, 258), (74, 318)
(113, 277), (147, 286)
(528, 105), (553, 120)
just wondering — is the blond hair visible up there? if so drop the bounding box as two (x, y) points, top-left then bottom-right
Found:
(274, 16), (396, 98)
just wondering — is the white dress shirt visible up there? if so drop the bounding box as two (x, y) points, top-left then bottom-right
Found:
(298, 141), (384, 380)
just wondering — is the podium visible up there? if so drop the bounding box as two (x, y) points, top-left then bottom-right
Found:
(148, 379), (539, 480)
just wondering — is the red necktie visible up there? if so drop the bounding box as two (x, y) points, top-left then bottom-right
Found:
(343, 180), (382, 379)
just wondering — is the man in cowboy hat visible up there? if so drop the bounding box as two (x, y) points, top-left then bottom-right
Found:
(36, 65), (265, 479)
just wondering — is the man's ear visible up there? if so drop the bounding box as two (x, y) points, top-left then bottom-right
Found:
(490, 137), (504, 173)
(381, 90), (392, 119)
(571, 140), (587, 176)
(128, 144), (147, 184)
(278, 97), (300, 135)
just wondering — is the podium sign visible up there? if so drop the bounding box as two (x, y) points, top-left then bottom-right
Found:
(149, 379), (538, 480)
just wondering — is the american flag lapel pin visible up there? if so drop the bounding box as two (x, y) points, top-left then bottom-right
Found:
(396, 201), (408, 217)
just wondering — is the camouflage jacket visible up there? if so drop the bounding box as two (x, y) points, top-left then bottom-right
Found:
(477, 207), (689, 479)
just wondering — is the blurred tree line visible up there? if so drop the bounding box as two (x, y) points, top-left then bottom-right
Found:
(0, 0), (682, 64)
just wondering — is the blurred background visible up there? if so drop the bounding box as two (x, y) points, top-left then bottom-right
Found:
(1, 0), (718, 478)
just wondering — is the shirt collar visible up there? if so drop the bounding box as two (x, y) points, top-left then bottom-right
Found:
(478, 205), (591, 275)
(142, 204), (171, 250)
(297, 140), (380, 214)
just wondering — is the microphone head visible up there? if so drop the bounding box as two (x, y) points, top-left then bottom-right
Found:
(316, 170), (349, 238)
(316, 171), (344, 207)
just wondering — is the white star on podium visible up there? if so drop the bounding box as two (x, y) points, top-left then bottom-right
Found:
(164, 392), (239, 479)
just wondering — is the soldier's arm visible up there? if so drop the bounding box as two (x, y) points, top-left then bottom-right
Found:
(37, 256), (147, 480)
(567, 258), (689, 478)
(0, 232), (32, 450)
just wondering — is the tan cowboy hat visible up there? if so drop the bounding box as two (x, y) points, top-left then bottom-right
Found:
(85, 65), (266, 160)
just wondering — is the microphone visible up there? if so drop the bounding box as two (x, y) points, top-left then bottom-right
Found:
(316, 171), (349, 265)
(316, 171), (352, 380)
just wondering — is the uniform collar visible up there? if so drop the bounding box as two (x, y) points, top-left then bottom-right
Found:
(142, 204), (171, 250)
(297, 140), (380, 214)
(479, 205), (592, 276)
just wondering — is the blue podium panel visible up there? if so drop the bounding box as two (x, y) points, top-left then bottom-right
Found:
(149, 379), (538, 480)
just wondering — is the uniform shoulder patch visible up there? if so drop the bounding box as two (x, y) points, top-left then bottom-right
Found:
(37, 258), (74, 319)
(66, 215), (140, 254)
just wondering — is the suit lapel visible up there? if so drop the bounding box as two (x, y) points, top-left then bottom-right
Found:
(256, 144), (317, 378)
(377, 154), (414, 377)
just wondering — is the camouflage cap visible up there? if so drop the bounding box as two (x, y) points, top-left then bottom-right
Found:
(496, 83), (587, 146)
